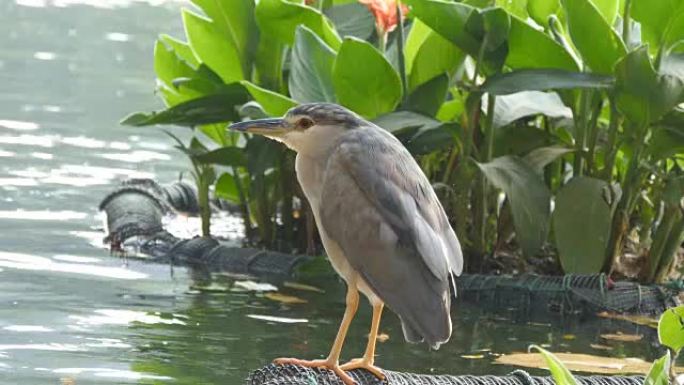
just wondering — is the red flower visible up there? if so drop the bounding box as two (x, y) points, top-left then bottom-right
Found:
(359, 0), (408, 35)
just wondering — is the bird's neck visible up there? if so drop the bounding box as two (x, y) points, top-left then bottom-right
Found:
(294, 153), (327, 213)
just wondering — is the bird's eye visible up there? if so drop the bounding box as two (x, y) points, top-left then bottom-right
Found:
(297, 118), (314, 130)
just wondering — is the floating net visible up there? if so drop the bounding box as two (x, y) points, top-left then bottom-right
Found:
(245, 364), (645, 385)
(456, 274), (679, 316)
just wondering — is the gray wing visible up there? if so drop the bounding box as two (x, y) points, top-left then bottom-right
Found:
(319, 125), (463, 348)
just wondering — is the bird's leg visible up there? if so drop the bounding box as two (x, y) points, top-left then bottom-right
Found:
(339, 303), (385, 379)
(274, 282), (360, 385)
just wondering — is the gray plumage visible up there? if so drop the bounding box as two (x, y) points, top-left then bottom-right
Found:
(319, 121), (462, 348)
(231, 102), (463, 350)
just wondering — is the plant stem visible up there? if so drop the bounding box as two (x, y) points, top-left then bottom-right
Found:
(396, 1), (408, 102)
(622, 0), (632, 47)
(604, 128), (646, 272)
(647, 205), (680, 281)
(602, 97), (622, 181)
(198, 168), (211, 237)
(573, 89), (591, 177)
(586, 96), (604, 176)
(475, 94), (496, 255)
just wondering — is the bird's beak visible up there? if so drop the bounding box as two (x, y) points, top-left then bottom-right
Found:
(228, 118), (289, 137)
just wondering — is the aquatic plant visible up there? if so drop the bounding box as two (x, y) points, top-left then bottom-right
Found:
(122, 0), (684, 280)
(533, 305), (684, 384)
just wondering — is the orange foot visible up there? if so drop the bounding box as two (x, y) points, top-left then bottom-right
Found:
(274, 357), (357, 385)
(339, 358), (385, 380)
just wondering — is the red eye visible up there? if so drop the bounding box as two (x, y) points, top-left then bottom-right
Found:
(298, 118), (314, 129)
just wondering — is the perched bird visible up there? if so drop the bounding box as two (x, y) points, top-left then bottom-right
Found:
(229, 103), (463, 385)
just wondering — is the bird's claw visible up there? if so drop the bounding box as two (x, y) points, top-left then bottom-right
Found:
(339, 358), (385, 380)
(274, 357), (358, 385)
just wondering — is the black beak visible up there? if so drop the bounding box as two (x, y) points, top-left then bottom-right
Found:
(228, 118), (287, 135)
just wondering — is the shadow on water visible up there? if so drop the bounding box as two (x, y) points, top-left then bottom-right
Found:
(0, 1), (669, 384)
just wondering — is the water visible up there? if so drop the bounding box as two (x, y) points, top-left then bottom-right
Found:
(0, 1), (665, 384)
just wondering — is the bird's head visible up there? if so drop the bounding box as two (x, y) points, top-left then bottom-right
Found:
(229, 103), (364, 156)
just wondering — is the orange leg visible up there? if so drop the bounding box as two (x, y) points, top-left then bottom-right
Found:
(339, 303), (385, 379)
(274, 281), (360, 385)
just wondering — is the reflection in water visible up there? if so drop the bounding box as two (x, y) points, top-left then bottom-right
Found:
(0, 252), (147, 279)
(0, 210), (87, 220)
(70, 309), (186, 326)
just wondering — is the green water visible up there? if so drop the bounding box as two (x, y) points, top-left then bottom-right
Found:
(0, 1), (664, 384)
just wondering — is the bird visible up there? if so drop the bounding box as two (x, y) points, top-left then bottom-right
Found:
(229, 103), (463, 385)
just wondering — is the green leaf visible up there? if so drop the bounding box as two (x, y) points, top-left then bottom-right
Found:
(290, 26), (336, 103)
(649, 126), (684, 160)
(645, 352), (671, 385)
(154, 39), (196, 86)
(405, 19), (466, 90)
(523, 145), (574, 174)
(506, 17), (578, 71)
(256, 0), (341, 50)
(464, 7), (510, 71)
(658, 305), (684, 352)
(494, 125), (553, 157)
(615, 46), (684, 126)
(476, 156), (551, 257)
(405, 74), (449, 117)
(552, 176), (613, 274)
(481, 69), (613, 95)
(190, 0), (257, 72)
(332, 37), (402, 118)
(529, 345), (579, 385)
(120, 84), (249, 127)
(241, 81), (297, 117)
(403, 0), (480, 55)
(194, 147), (246, 167)
(182, 9), (244, 83)
(562, 0), (626, 74)
(590, 0), (619, 24)
(215, 172), (241, 203)
(199, 123), (226, 145)
(632, 0), (684, 50)
(160, 34), (199, 68)
(373, 111), (457, 154)
(527, 0), (560, 27)
(496, 0), (528, 19)
(436, 92), (465, 122)
(488, 91), (572, 128)
(325, 3), (374, 40)
(254, 35), (284, 91)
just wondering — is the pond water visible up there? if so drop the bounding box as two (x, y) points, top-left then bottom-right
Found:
(0, 1), (666, 384)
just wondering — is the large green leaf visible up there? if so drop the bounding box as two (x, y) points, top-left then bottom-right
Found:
(254, 35), (284, 91)
(405, 74), (449, 117)
(530, 346), (579, 385)
(658, 305), (684, 352)
(332, 37), (402, 118)
(159, 34), (199, 68)
(373, 111), (457, 154)
(488, 91), (572, 128)
(562, 0), (626, 74)
(325, 3), (374, 40)
(649, 126), (684, 160)
(120, 84), (249, 127)
(241, 81), (297, 116)
(632, 0), (684, 50)
(496, 0), (528, 19)
(256, 0), (341, 50)
(194, 147), (247, 167)
(481, 69), (613, 95)
(645, 352), (671, 385)
(527, 0), (560, 27)
(190, 0), (257, 72)
(615, 46), (684, 126)
(552, 176), (612, 274)
(154, 40), (203, 105)
(290, 26), (336, 103)
(476, 156), (551, 257)
(405, 19), (465, 90)
(523, 145), (574, 175)
(403, 0), (480, 55)
(506, 16), (578, 71)
(590, 0), (619, 24)
(183, 9), (244, 83)
(215, 172), (241, 203)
